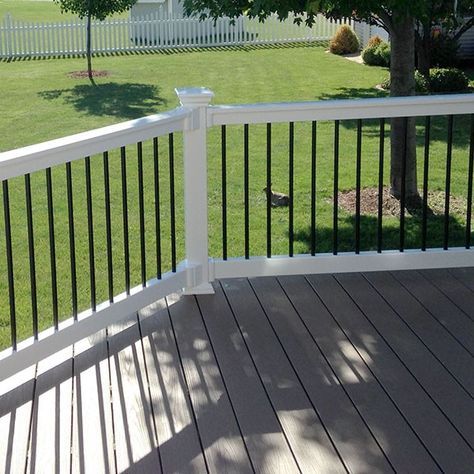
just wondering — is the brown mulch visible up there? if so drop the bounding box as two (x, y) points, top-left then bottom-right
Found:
(338, 186), (466, 217)
(68, 70), (110, 79)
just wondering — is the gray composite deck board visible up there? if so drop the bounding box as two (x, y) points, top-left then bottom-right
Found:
(196, 284), (301, 474)
(364, 271), (474, 396)
(138, 302), (207, 474)
(221, 277), (346, 474)
(167, 292), (254, 474)
(279, 274), (441, 473)
(307, 273), (474, 473)
(335, 272), (474, 447)
(0, 269), (473, 473)
(420, 269), (474, 322)
(450, 266), (474, 294)
(391, 270), (474, 354)
(249, 276), (394, 474)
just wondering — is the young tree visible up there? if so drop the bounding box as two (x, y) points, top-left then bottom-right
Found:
(183, 0), (455, 202)
(53, 0), (137, 82)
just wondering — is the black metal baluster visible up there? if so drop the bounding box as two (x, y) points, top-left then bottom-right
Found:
(137, 142), (146, 286)
(103, 152), (113, 302)
(400, 118), (408, 252)
(169, 133), (176, 272)
(3, 180), (16, 350)
(377, 118), (385, 253)
(355, 119), (362, 254)
(266, 123), (272, 258)
(311, 121), (317, 256)
(85, 157), (96, 311)
(66, 162), (78, 319)
(121, 147), (131, 294)
(222, 125), (228, 260)
(153, 137), (162, 278)
(466, 115), (474, 249)
(422, 117), (431, 251)
(25, 174), (38, 339)
(46, 168), (58, 329)
(444, 115), (454, 250)
(244, 124), (249, 260)
(289, 122), (294, 257)
(333, 120), (340, 255)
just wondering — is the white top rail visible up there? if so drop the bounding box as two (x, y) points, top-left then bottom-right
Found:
(208, 94), (474, 126)
(0, 107), (190, 180)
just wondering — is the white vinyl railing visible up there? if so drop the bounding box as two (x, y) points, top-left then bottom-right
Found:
(0, 12), (350, 59)
(0, 88), (473, 382)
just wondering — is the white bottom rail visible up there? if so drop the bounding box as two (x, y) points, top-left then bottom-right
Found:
(0, 264), (196, 383)
(211, 248), (474, 279)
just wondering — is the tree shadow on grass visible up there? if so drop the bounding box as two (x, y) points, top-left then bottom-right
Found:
(38, 82), (167, 120)
(293, 212), (469, 254)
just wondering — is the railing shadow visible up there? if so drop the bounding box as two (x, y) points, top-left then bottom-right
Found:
(293, 211), (469, 253)
(38, 82), (167, 119)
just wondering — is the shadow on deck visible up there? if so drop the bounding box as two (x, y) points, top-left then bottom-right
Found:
(1, 268), (473, 473)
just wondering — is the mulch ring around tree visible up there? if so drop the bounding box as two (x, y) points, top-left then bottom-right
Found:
(337, 186), (466, 217)
(68, 70), (110, 79)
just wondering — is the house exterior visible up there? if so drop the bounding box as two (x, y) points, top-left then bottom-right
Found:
(131, 0), (184, 18)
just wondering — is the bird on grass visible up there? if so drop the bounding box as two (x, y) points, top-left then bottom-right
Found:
(263, 185), (290, 207)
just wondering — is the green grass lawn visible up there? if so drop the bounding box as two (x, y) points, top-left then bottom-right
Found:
(0, 0), (128, 21)
(0, 44), (472, 349)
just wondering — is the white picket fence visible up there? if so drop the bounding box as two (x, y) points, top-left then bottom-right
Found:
(0, 11), (352, 59)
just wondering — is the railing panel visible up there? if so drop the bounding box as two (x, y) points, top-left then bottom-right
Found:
(0, 112), (190, 371)
(207, 99), (474, 265)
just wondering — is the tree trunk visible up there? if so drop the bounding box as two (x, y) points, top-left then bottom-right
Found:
(389, 14), (419, 201)
(86, 13), (93, 82)
(415, 27), (431, 78)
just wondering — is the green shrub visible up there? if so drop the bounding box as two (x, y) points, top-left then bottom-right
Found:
(428, 68), (469, 93)
(380, 72), (428, 93)
(415, 71), (430, 94)
(381, 69), (468, 94)
(366, 35), (383, 49)
(362, 41), (390, 67)
(329, 25), (360, 55)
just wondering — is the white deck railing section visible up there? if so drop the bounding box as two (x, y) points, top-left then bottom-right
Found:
(0, 88), (473, 381)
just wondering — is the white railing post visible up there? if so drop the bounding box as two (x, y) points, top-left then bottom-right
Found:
(175, 87), (215, 294)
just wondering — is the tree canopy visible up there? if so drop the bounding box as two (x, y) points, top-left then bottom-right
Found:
(53, 0), (136, 21)
(182, 0), (473, 200)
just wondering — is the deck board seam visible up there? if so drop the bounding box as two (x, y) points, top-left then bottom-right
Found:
(23, 363), (38, 474)
(336, 274), (473, 450)
(105, 328), (119, 474)
(276, 276), (396, 473)
(218, 279), (303, 474)
(422, 270), (474, 323)
(361, 272), (473, 399)
(390, 271), (474, 357)
(305, 275), (443, 472)
(166, 296), (211, 474)
(447, 268), (474, 303)
(194, 295), (256, 474)
(247, 277), (350, 474)
(136, 311), (164, 474)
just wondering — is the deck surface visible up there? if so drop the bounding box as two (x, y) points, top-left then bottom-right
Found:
(1, 269), (473, 473)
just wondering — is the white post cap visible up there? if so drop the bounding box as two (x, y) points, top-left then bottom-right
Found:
(175, 87), (214, 107)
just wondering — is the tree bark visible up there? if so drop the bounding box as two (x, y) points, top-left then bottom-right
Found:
(389, 14), (419, 201)
(415, 27), (431, 78)
(86, 13), (93, 83)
